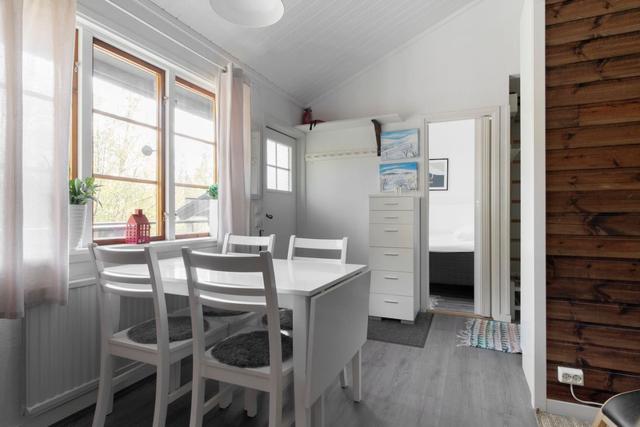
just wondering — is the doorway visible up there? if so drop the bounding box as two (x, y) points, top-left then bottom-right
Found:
(262, 126), (297, 259)
(425, 116), (492, 316)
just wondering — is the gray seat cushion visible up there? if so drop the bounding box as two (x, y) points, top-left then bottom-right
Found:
(203, 306), (248, 317)
(261, 308), (293, 331)
(210, 330), (293, 368)
(603, 390), (640, 427)
(127, 316), (209, 344)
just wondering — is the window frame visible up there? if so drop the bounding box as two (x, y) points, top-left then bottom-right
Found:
(70, 26), (219, 247)
(90, 38), (167, 245)
(173, 76), (217, 240)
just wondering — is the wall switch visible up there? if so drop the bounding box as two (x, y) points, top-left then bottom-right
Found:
(557, 366), (584, 386)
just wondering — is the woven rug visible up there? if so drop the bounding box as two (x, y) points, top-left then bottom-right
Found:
(457, 319), (521, 353)
(536, 411), (590, 427)
(367, 312), (433, 348)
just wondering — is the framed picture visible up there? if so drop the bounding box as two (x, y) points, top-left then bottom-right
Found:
(379, 162), (418, 192)
(380, 129), (419, 161)
(429, 158), (448, 191)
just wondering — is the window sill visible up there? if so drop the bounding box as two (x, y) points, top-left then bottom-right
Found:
(69, 236), (218, 263)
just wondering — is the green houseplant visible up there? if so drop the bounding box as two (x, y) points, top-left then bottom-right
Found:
(208, 184), (219, 239)
(69, 177), (100, 249)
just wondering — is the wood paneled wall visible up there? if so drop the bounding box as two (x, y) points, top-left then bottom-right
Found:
(546, 0), (640, 403)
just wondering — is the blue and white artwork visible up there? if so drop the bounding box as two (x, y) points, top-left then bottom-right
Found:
(380, 129), (419, 161)
(379, 162), (418, 192)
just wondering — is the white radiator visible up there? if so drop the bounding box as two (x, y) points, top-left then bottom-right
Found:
(25, 279), (188, 415)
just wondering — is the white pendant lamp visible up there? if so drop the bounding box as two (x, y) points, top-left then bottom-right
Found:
(210, 0), (284, 27)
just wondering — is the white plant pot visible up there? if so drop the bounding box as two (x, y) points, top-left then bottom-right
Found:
(209, 199), (219, 240)
(69, 204), (87, 249)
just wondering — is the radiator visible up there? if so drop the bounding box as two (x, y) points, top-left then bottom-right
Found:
(25, 279), (188, 415)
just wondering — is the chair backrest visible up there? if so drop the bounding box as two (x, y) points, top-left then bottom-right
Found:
(182, 249), (283, 375)
(287, 235), (348, 264)
(221, 233), (275, 255)
(88, 243), (171, 350)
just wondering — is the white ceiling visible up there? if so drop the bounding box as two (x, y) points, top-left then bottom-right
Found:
(148, 0), (476, 106)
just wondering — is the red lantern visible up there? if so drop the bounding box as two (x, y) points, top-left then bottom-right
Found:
(125, 209), (151, 244)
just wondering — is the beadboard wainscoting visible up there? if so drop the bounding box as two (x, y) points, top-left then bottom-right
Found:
(23, 240), (216, 418)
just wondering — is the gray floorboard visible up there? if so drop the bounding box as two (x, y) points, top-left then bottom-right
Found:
(55, 315), (537, 427)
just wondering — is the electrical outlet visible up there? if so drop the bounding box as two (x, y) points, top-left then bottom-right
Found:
(557, 366), (584, 386)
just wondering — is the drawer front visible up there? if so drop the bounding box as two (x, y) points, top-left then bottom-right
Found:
(369, 210), (413, 225)
(370, 197), (414, 211)
(369, 293), (415, 321)
(369, 247), (413, 272)
(371, 271), (413, 296)
(370, 224), (414, 248)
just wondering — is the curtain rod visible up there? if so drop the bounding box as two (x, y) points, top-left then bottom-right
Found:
(103, 0), (228, 72)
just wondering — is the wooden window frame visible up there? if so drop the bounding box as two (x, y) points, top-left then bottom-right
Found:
(91, 38), (166, 245)
(174, 76), (217, 240)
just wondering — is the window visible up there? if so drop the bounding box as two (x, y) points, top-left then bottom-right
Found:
(266, 139), (292, 192)
(173, 77), (216, 238)
(91, 39), (165, 242)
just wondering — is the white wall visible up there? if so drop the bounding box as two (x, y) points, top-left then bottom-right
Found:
(0, 2), (300, 426)
(310, 0), (523, 120)
(519, 0), (546, 410)
(428, 119), (475, 242)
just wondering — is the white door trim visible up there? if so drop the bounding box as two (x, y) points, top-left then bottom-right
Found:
(423, 105), (507, 319)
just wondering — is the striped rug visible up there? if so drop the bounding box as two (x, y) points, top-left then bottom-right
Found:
(457, 319), (521, 353)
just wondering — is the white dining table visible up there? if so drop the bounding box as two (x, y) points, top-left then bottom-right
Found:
(114, 257), (369, 427)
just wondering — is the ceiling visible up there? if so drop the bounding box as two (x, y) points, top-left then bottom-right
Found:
(148, 0), (476, 106)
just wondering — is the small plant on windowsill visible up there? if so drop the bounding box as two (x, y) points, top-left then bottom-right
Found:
(208, 184), (218, 240)
(69, 177), (100, 249)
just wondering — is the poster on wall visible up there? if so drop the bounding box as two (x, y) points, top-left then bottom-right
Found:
(380, 129), (419, 161)
(429, 158), (448, 191)
(379, 162), (418, 192)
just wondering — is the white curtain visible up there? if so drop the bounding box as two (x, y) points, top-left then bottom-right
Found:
(0, 0), (76, 318)
(217, 63), (251, 241)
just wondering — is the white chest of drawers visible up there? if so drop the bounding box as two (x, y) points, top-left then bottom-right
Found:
(369, 195), (420, 322)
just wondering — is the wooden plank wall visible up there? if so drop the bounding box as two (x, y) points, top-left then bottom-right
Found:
(546, 0), (640, 403)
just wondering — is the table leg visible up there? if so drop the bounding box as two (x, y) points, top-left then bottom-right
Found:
(293, 296), (311, 427)
(351, 348), (362, 402)
(169, 362), (181, 392)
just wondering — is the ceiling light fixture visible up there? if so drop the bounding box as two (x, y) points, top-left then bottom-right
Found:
(209, 0), (284, 27)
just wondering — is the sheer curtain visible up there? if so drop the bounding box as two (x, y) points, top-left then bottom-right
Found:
(0, 0), (76, 318)
(217, 64), (251, 240)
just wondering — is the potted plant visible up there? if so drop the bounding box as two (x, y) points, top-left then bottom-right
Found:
(69, 177), (100, 249)
(208, 184), (218, 239)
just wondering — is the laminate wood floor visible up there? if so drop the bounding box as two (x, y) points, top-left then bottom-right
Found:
(56, 315), (537, 427)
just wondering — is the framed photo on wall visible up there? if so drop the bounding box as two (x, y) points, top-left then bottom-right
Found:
(380, 129), (419, 161)
(379, 162), (418, 192)
(429, 158), (448, 191)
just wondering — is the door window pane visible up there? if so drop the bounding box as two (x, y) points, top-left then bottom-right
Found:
(266, 138), (292, 192)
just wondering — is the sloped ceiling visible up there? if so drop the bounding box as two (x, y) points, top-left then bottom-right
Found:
(148, 0), (476, 106)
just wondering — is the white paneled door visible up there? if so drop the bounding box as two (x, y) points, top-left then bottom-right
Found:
(262, 127), (297, 259)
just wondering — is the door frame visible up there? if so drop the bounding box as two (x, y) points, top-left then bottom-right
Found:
(423, 106), (507, 319)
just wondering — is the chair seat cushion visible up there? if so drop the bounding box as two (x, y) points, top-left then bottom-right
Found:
(127, 316), (209, 344)
(603, 390), (640, 427)
(203, 306), (248, 317)
(261, 308), (293, 331)
(210, 330), (293, 368)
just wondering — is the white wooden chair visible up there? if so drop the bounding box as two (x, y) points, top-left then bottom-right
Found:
(221, 233), (275, 255)
(89, 244), (227, 427)
(287, 235), (348, 263)
(287, 235), (351, 388)
(182, 249), (293, 427)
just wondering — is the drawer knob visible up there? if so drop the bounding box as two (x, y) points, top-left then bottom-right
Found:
(384, 202), (399, 206)
(383, 252), (399, 256)
(384, 275), (399, 280)
(384, 229), (399, 232)
(384, 216), (399, 219)
(383, 300), (399, 304)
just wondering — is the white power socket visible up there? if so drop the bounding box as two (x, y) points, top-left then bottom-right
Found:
(558, 366), (584, 386)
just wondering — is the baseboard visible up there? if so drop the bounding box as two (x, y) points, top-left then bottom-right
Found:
(545, 399), (599, 422)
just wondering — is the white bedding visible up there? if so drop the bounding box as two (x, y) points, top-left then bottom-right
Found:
(429, 234), (474, 252)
